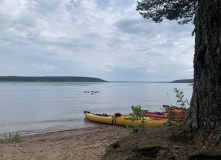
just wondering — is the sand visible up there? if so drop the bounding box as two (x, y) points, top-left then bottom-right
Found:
(0, 124), (129, 160)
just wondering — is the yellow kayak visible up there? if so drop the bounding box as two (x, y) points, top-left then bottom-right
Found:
(84, 111), (168, 127)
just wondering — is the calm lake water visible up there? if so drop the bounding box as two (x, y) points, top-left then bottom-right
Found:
(0, 82), (192, 136)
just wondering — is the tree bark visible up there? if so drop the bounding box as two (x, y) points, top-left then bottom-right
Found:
(186, 0), (221, 148)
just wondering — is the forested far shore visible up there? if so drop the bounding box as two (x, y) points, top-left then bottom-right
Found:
(171, 79), (193, 83)
(0, 76), (106, 82)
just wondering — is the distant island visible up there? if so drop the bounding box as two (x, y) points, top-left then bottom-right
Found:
(0, 76), (106, 82)
(171, 79), (193, 83)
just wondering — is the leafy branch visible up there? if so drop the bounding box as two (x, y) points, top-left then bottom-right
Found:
(129, 105), (148, 128)
(174, 88), (189, 109)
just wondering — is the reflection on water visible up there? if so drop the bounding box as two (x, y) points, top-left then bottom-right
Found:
(0, 82), (192, 135)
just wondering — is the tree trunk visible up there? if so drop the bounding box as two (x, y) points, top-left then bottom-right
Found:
(186, 0), (221, 148)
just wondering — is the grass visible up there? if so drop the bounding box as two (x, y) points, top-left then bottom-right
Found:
(0, 132), (22, 143)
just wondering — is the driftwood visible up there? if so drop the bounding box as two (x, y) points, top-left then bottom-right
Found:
(15, 143), (25, 153)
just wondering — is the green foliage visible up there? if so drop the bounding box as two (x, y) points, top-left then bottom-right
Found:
(166, 112), (176, 126)
(174, 88), (189, 109)
(129, 105), (148, 128)
(0, 132), (22, 143)
(136, 0), (197, 25)
(164, 88), (190, 125)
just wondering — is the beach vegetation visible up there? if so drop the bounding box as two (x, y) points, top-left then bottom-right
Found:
(174, 88), (189, 109)
(0, 132), (22, 143)
(164, 88), (189, 125)
(165, 111), (175, 126)
(129, 105), (148, 128)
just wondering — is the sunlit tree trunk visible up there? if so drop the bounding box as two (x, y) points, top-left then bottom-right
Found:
(186, 0), (221, 148)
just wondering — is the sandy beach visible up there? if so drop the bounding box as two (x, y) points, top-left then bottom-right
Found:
(0, 124), (129, 160)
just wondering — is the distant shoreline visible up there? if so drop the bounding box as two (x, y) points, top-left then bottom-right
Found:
(170, 79), (193, 83)
(0, 76), (106, 82)
(0, 76), (193, 83)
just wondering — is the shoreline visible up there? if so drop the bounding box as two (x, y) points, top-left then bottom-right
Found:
(0, 124), (129, 160)
(0, 119), (98, 137)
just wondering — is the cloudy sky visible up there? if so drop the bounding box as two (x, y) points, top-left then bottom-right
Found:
(0, 0), (194, 81)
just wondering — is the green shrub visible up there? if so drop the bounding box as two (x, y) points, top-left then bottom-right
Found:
(0, 132), (22, 143)
(174, 88), (189, 109)
(129, 105), (148, 128)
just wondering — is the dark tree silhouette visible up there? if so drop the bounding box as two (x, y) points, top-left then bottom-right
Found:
(137, 0), (197, 25)
(0, 76), (106, 82)
(137, 0), (221, 147)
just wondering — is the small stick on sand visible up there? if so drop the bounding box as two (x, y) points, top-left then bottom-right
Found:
(15, 144), (25, 153)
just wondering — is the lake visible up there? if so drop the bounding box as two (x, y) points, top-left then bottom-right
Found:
(0, 82), (192, 136)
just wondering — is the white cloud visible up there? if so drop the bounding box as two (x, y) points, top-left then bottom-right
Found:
(0, 0), (194, 81)
(33, 63), (56, 71)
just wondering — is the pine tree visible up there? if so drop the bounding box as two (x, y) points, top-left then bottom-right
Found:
(137, 0), (221, 148)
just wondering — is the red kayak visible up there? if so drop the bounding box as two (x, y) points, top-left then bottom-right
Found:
(145, 112), (186, 119)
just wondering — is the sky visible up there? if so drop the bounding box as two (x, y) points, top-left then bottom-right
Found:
(0, 0), (195, 81)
